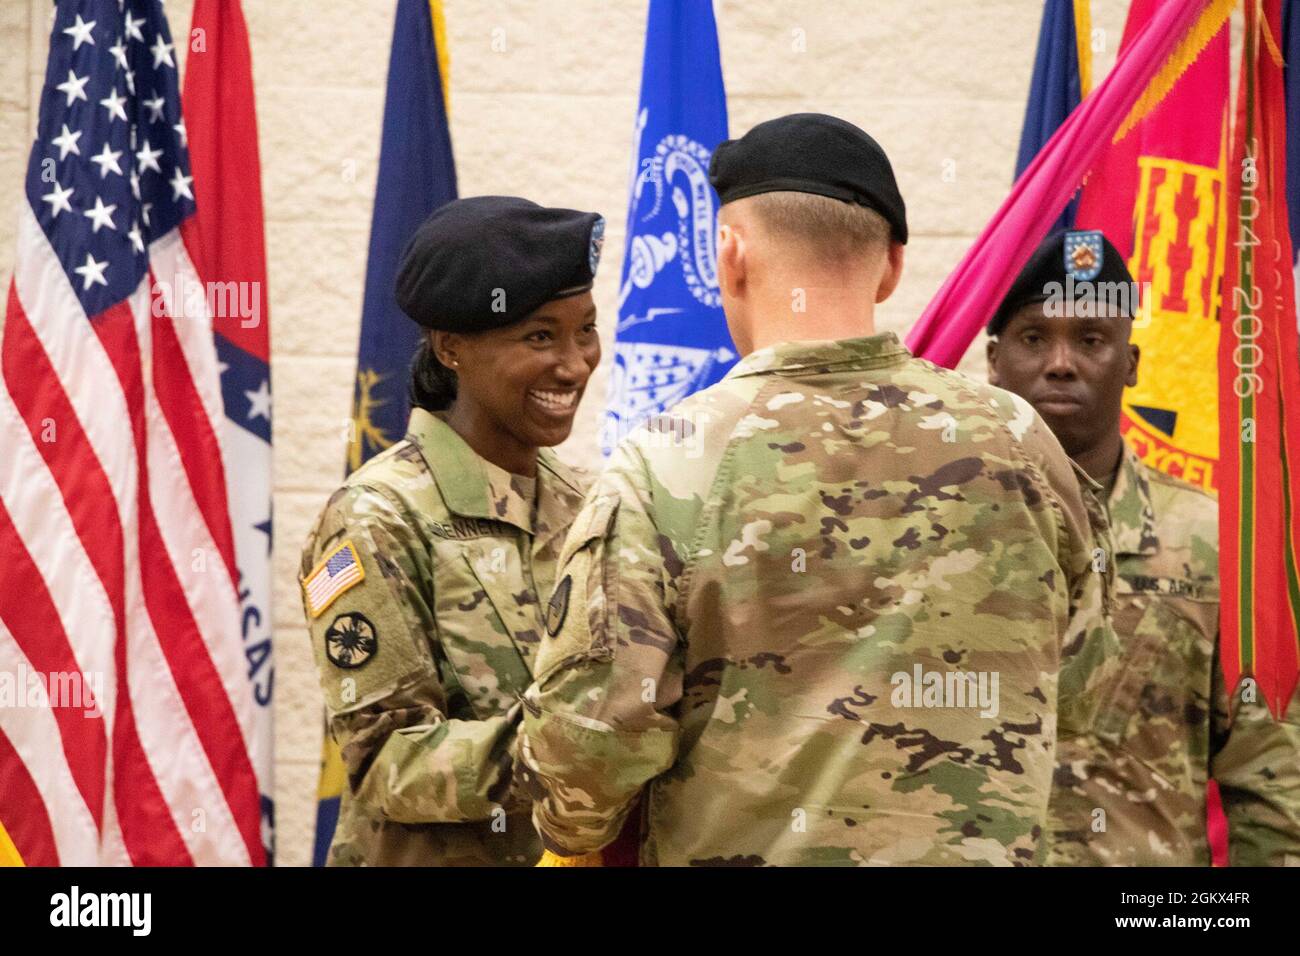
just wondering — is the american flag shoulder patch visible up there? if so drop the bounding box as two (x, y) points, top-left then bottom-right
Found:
(304, 539), (366, 619)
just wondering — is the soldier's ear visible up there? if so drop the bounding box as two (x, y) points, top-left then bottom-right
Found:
(718, 221), (746, 298)
(986, 337), (1001, 386)
(1127, 343), (1140, 388)
(874, 241), (905, 303)
(432, 331), (460, 370)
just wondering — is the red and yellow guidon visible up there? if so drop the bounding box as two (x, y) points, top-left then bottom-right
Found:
(1121, 154), (1226, 492)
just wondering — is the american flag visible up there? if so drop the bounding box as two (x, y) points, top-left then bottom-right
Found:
(304, 543), (364, 620)
(0, 0), (264, 865)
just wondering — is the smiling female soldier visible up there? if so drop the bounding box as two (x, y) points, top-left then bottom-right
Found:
(299, 196), (604, 865)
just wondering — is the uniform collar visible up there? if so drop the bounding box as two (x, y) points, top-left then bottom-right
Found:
(534, 450), (587, 552)
(726, 332), (910, 379)
(406, 408), (585, 535)
(1107, 444), (1160, 557)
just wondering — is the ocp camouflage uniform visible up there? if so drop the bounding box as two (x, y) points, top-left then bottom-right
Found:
(300, 408), (587, 866)
(1047, 446), (1300, 866)
(521, 332), (1112, 866)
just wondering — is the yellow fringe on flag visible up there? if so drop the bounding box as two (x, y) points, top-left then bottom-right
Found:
(1260, 0), (1286, 68)
(430, 0), (451, 115)
(1074, 0), (1094, 97)
(536, 849), (604, 867)
(317, 728), (346, 801)
(1112, 0), (1238, 143)
(0, 819), (24, 867)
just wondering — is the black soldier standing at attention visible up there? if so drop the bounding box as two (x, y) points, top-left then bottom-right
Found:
(988, 228), (1300, 866)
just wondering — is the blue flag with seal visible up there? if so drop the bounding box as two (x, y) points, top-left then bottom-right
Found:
(1014, 0), (1092, 233)
(603, 0), (732, 454)
(312, 0), (457, 867)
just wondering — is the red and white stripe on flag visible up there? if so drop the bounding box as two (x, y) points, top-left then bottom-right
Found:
(0, 0), (264, 865)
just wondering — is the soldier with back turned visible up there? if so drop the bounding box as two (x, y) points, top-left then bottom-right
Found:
(519, 114), (1113, 866)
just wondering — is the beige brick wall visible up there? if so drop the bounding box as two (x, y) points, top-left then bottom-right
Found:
(2, 0), (1137, 865)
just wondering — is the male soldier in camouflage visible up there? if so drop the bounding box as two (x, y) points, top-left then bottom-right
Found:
(519, 114), (1111, 866)
(988, 228), (1300, 866)
(300, 197), (604, 865)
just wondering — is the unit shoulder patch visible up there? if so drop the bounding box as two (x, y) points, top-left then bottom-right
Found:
(324, 612), (378, 670)
(546, 574), (573, 637)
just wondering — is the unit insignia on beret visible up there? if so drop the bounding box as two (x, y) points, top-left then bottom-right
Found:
(1064, 230), (1105, 282)
(589, 216), (606, 277)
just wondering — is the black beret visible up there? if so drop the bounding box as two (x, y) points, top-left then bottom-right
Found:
(709, 113), (908, 244)
(396, 196), (605, 332)
(988, 229), (1137, 336)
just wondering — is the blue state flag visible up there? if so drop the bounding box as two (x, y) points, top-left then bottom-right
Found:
(604, 0), (732, 454)
(313, 0), (457, 867)
(1015, 0), (1089, 233)
(347, 0), (458, 474)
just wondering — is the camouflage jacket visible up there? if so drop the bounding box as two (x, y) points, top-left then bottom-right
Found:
(520, 333), (1111, 866)
(1047, 446), (1300, 866)
(299, 408), (587, 866)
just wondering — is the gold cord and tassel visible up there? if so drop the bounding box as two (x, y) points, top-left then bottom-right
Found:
(1112, 0), (1239, 144)
(536, 849), (604, 867)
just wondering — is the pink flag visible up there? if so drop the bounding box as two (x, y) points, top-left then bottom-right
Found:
(907, 0), (1233, 368)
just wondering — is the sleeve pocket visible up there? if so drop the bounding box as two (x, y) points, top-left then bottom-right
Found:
(534, 495), (620, 685)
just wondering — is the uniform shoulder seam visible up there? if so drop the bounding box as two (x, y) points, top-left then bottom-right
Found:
(329, 480), (433, 554)
(946, 372), (1072, 560)
(672, 376), (781, 638)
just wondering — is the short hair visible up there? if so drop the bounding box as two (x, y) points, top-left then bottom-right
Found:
(744, 191), (892, 265)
